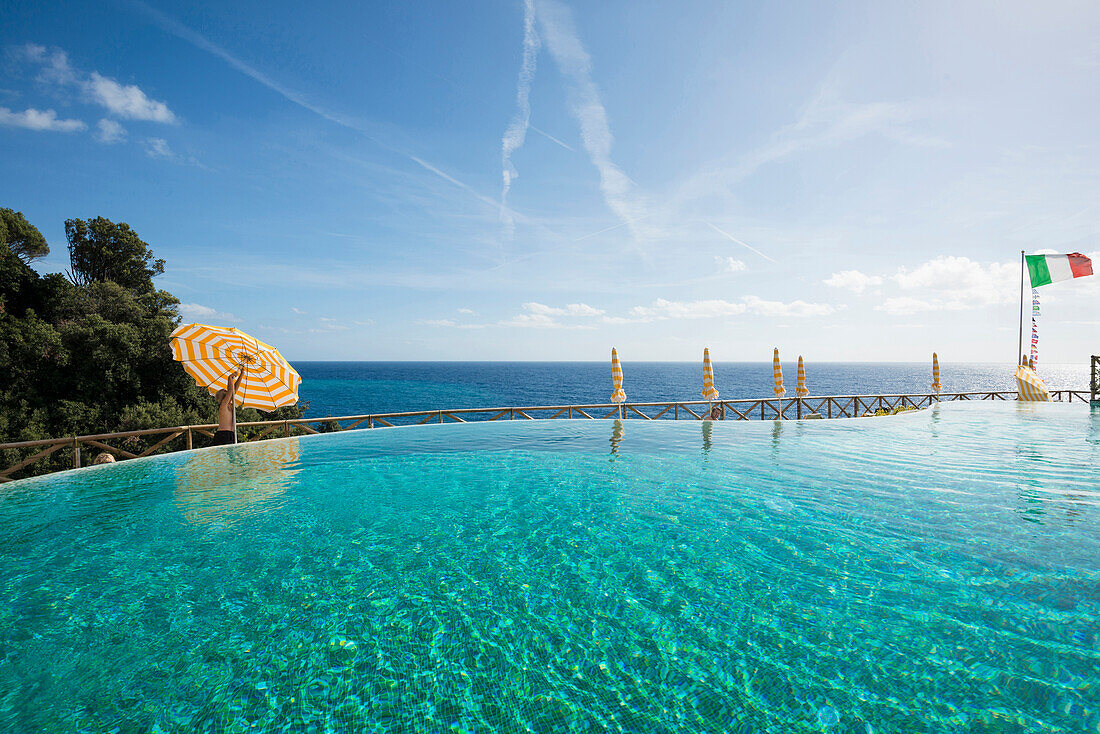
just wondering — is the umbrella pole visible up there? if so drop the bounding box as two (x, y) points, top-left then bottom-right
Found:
(233, 364), (246, 444)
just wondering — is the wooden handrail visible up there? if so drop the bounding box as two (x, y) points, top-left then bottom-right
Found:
(0, 389), (1090, 482)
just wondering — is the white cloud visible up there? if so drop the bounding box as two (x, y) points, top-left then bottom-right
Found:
(291, 307), (307, 314)
(85, 72), (177, 123)
(310, 317), (349, 333)
(714, 256), (746, 273)
(824, 269), (883, 293)
(0, 106), (86, 132)
(16, 44), (177, 124)
(522, 301), (604, 317)
(457, 308), (476, 315)
(630, 298), (747, 320)
(178, 302), (238, 322)
(743, 295), (839, 317)
(875, 297), (941, 316)
(627, 296), (837, 321)
(892, 256), (1016, 307)
(500, 312), (595, 329)
(840, 256), (1021, 314)
(563, 302), (604, 316)
(95, 118), (126, 143)
(423, 319), (458, 327)
(144, 137), (173, 158)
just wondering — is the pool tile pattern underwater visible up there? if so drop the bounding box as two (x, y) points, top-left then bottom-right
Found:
(0, 403), (1098, 732)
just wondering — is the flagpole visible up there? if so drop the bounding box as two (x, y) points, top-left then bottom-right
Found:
(1017, 250), (1025, 366)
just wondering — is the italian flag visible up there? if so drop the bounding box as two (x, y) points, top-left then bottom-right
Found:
(1026, 253), (1093, 288)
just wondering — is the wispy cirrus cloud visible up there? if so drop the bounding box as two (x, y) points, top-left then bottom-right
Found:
(0, 106), (85, 132)
(178, 302), (238, 322)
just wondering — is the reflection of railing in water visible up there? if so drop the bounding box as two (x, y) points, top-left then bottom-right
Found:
(0, 389), (1090, 482)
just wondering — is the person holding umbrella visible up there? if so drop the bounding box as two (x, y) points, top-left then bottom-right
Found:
(213, 364), (247, 446)
(170, 323), (301, 449)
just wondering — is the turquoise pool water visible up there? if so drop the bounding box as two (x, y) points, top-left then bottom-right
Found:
(1, 403), (1098, 733)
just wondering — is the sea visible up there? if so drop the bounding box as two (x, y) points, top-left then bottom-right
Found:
(291, 362), (1091, 418)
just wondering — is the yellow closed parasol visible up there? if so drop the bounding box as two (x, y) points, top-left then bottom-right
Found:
(796, 355), (809, 397)
(702, 348), (719, 401)
(610, 348), (626, 404)
(932, 353), (942, 395)
(170, 323), (300, 410)
(772, 347), (785, 398)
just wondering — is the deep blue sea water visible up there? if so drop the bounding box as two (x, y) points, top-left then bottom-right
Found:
(291, 362), (1090, 418)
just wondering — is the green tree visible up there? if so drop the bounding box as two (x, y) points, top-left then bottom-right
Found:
(0, 208), (49, 264)
(65, 217), (165, 292)
(1, 211), (306, 479)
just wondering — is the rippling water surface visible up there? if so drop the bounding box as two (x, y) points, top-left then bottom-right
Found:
(1, 403), (1098, 732)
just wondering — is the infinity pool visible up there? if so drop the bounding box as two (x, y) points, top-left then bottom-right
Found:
(1, 403), (1097, 732)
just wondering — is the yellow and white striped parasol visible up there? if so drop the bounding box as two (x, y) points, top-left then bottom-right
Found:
(932, 352), (942, 394)
(796, 355), (809, 397)
(1015, 365), (1050, 402)
(170, 323), (300, 410)
(772, 347), (785, 398)
(702, 348), (719, 401)
(610, 348), (626, 403)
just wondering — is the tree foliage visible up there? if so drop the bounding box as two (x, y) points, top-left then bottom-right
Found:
(65, 217), (165, 292)
(0, 213), (305, 479)
(0, 208), (49, 265)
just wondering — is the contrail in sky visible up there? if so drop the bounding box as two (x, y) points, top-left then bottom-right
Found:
(127, 0), (509, 215)
(704, 221), (777, 263)
(500, 0), (540, 237)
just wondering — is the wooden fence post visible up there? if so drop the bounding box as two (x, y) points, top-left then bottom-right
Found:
(186, 427), (193, 450)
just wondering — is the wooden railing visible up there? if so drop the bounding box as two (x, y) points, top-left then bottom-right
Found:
(0, 389), (1089, 483)
(1092, 355), (1099, 404)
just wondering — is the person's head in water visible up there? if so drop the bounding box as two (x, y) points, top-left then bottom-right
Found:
(93, 452), (116, 465)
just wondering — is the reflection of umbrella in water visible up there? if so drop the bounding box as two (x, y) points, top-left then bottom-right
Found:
(174, 439), (302, 527)
(609, 419), (625, 458)
(701, 419), (713, 456)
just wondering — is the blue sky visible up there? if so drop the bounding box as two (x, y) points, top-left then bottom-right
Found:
(2, 0), (1098, 361)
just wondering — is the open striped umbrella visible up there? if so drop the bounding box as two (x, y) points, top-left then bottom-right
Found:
(702, 348), (719, 401)
(772, 347), (785, 398)
(170, 323), (300, 410)
(796, 355), (809, 397)
(610, 348), (626, 404)
(932, 353), (942, 394)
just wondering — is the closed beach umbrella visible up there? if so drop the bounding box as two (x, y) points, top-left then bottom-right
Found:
(702, 348), (719, 401)
(170, 323), (301, 410)
(772, 347), (785, 398)
(796, 355), (809, 397)
(932, 353), (942, 394)
(610, 348), (626, 403)
(1015, 365), (1051, 402)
